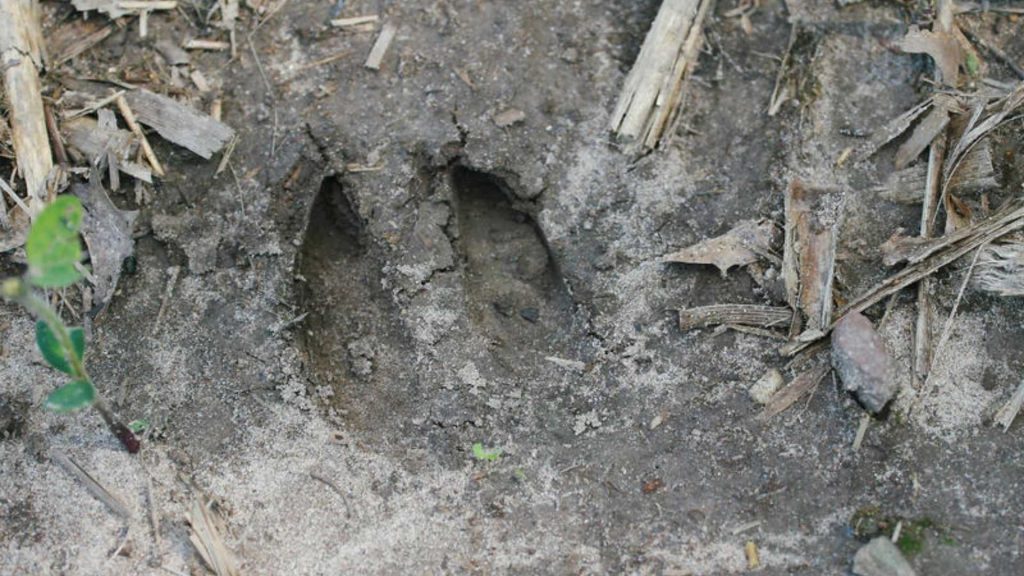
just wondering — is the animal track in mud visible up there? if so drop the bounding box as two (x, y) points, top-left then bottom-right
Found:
(452, 167), (587, 362)
(297, 165), (593, 444)
(296, 175), (415, 429)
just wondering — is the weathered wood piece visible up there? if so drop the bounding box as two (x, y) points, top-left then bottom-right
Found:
(365, 22), (397, 70)
(124, 89), (235, 159)
(0, 0), (52, 216)
(608, 0), (712, 152)
(783, 181), (838, 333)
(678, 304), (792, 331)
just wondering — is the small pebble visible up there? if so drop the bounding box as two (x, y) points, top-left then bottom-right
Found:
(749, 368), (784, 405)
(519, 307), (539, 323)
(832, 312), (896, 413)
(852, 536), (916, 576)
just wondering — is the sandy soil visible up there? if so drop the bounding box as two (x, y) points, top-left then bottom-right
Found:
(2, 1), (1024, 574)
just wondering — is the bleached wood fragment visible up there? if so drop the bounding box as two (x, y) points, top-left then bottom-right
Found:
(124, 89), (235, 159)
(365, 22), (397, 70)
(608, 0), (712, 152)
(0, 0), (52, 216)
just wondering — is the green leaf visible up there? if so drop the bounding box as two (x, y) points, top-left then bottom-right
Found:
(965, 53), (980, 77)
(35, 321), (85, 375)
(472, 443), (502, 462)
(25, 196), (85, 288)
(45, 380), (96, 412)
(127, 419), (149, 433)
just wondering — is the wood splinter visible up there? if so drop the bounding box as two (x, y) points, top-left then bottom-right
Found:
(608, 0), (714, 153)
(115, 94), (166, 177)
(0, 0), (53, 216)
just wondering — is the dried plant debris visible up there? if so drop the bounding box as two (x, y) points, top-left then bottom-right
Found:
(878, 139), (996, 204)
(900, 27), (963, 87)
(71, 0), (177, 20)
(677, 304), (791, 331)
(867, 97), (937, 157)
(187, 498), (240, 576)
(364, 22), (397, 70)
(71, 0), (132, 18)
(973, 239), (1024, 296)
(993, 378), (1024, 432)
(123, 89), (235, 159)
(785, 201), (1024, 355)
(894, 96), (956, 170)
(852, 536), (917, 576)
(608, 0), (713, 151)
(768, 24), (820, 117)
(64, 114), (153, 184)
(1, 0), (52, 215)
(49, 19), (113, 66)
(879, 233), (938, 268)
(73, 176), (138, 313)
(50, 449), (131, 519)
(783, 181), (839, 332)
(832, 312), (896, 414)
(947, 140), (997, 194)
(942, 83), (1024, 198)
(759, 363), (829, 420)
(663, 218), (779, 276)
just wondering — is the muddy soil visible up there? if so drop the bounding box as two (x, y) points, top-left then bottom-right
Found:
(3, 1), (1024, 575)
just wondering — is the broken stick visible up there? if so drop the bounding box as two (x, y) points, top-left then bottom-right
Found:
(608, 0), (714, 152)
(0, 0), (53, 216)
(115, 94), (166, 177)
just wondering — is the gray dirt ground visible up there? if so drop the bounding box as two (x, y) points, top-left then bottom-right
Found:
(3, 0), (1024, 574)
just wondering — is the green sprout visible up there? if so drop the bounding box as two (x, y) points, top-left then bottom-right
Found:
(472, 442), (502, 462)
(1, 197), (139, 453)
(965, 53), (980, 77)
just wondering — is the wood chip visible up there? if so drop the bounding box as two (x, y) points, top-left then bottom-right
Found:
(894, 103), (950, 169)
(0, 0), (52, 215)
(124, 89), (235, 159)
(608, 0), (713, 152)
(783, 181), (838, 332)
(866, 97), (936, 158)
(364, 22), (397, 70)
(71, 0), (176, 17)
(663, 218), (779, 276)
(678, 304), (792, 331)
(191, 69), (211, 93)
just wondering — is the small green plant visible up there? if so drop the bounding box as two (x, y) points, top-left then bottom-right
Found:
(472, 442), (502, 462)
(1, 196), (139, 453)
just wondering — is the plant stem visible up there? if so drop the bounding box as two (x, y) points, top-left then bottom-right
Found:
(7, 282), (140, 453)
